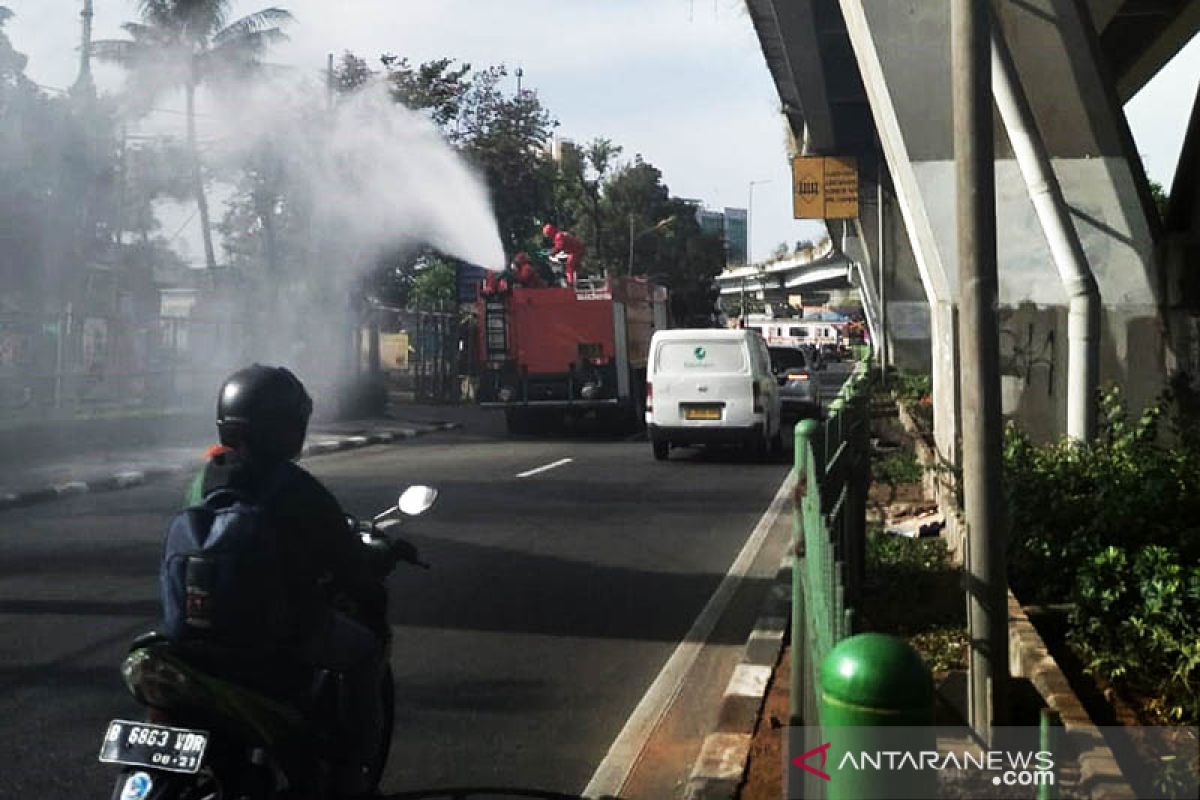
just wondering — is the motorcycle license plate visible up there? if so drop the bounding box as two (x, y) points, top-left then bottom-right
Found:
(99, 719), (208, 774)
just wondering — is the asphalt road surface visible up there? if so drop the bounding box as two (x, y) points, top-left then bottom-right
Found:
(0, 362), (853, 799)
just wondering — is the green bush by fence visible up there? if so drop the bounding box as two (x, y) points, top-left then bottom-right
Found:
(1004, 385), (1200, 724)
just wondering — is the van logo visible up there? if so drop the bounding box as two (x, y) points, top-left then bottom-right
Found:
(694, 347), (707, 360)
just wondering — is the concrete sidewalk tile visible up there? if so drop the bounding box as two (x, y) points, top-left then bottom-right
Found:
(745, 624), (786, 666)
(683, 776), (740, 800)
(717, 664), (773, 732)
(344, 435), (370, 446)
(54, 481), (89, 496)
(113, 471), (147, 488)
(689, 733), (752, 781)
(726, 664), (772, 698)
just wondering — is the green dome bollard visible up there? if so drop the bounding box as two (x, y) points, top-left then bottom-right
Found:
(818, 633), (936, 799)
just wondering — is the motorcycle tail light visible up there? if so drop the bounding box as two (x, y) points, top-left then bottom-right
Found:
(123, 648), (194, 709)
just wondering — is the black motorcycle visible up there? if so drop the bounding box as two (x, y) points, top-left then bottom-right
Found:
(99, 485), (437, 800)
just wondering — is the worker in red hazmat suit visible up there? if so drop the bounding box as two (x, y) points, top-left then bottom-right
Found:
(542, 224), (583, 286)
(512, 252), (545, 289)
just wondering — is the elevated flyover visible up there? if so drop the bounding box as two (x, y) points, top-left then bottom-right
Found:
(746, 0), (1200, 451)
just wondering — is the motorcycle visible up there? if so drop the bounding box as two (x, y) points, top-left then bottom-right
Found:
(98, 485), (438, 800)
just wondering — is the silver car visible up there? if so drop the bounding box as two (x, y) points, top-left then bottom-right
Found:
(769, 346), (820, 420)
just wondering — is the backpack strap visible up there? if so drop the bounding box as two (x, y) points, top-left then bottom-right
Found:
(201, 461), (292, 510)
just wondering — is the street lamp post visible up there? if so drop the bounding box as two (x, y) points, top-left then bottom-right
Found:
(627, 214), (675, 275)
(747, 179), (772, 267)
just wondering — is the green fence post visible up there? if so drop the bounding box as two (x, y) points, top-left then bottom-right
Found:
(819, 633), (936, 799)
(1038, 708), (1060, 800)
(791, 419), (820, 727)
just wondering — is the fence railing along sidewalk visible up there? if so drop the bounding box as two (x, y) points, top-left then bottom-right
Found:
(786, 349), (942, 800)
(791, 351), (873, 723)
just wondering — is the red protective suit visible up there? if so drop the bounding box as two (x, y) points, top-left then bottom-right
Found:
(544, 225), (584, 285)
(512, 252), (545, 289)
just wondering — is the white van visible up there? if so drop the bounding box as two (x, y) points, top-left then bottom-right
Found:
(645, 329), (782, 461)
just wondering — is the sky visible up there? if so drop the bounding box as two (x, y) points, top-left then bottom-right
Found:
(5, 0), (1198, 268)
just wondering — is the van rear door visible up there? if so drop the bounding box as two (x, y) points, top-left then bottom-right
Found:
(651, 339), (755, 426)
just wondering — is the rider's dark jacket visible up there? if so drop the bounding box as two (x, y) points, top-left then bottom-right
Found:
(185, 446), (385, 647)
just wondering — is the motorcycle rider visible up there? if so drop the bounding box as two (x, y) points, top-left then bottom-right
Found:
(185, 364), (398, 798)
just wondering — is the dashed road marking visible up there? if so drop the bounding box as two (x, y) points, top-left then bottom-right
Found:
(515, 458), (574, 478)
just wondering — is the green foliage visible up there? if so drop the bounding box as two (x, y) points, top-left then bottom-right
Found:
(410, 257), (457, 310)
(1005, 384), (1200, 723)
(1148, 179), (1170, 222)
(865, 535), (967, 672)
(892, 369), (932, 401)
(1070, 545), (1200, 723)
(873, 448), (923, 485)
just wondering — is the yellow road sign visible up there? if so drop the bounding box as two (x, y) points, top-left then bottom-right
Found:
(791, 156), (859, 220)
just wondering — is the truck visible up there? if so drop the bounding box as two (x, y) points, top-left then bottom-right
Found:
(476, 275), (670, 434)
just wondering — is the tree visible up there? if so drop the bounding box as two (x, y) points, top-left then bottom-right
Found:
(381, 54), (472, 132)
(1148, 179), (1170, 222)
(93, 1), (293, 271)
(410, 256), (457, 310)
(0, 7), (126, 309)
(333, 50), (373, 95)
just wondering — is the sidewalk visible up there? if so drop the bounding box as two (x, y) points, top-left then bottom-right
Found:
(0, 403), (465, 511)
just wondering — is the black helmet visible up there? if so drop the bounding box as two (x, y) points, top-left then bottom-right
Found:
(216, 365), (313, 462)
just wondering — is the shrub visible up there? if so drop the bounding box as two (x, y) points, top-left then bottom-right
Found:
(1070, 545), (1200, 723)
(1005, 384), (1200, 723)
(873, 448), (923, 485)
(893, 369), (932, 402)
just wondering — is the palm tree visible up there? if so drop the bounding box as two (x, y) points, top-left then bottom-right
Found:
(93, 1), (292, 271)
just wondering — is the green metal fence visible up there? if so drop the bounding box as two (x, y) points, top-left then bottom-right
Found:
(787, 352), (873, 797)
(787, 352), (873, 796)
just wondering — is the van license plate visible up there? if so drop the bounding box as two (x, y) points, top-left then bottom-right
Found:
(98, 719), (208, 774)
(684, 405), (722, 421)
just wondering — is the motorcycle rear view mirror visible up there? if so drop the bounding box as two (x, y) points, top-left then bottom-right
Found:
(398, 485), (439, 517)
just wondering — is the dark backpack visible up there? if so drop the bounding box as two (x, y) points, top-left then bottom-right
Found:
(161, 468), (290, 647)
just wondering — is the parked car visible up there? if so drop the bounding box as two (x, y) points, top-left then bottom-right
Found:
(768, 345), (821, 421)
(645, 329), (783, 461)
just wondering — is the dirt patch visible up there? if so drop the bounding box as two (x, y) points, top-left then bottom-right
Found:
(738, 646), (789, 800)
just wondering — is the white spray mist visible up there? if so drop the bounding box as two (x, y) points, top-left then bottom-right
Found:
(191, 74), (506, 410)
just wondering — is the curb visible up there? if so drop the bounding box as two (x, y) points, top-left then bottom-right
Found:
(0, 422), (459, 514)
(1007, 591), (1136, 799)
(684, 555), (792, 800)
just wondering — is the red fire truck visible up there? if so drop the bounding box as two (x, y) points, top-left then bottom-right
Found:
(476, 276), (670, 434)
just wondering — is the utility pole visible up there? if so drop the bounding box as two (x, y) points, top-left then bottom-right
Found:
(516, 67), (524, 94)
(327, 53), (335, 112)
(72, 0), (96, 98)
(747, 179), (771, 267)
(878, 156), (888, 385)
(952, 0), (1008, 740)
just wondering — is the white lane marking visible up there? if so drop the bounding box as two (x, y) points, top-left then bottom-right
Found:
(515, 458), (574, 478)
(581, 469), (796, 798)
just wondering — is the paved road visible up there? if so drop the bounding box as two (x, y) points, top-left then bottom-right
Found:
(0, 362), (853, 798)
